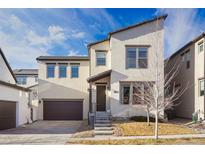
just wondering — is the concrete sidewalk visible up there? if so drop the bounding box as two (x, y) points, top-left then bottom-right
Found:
(69, 134), (205, 141)
(0, 134), (72, 145)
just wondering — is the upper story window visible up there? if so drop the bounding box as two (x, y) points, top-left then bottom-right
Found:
(47, 64), (55, 78)
(16, 76), (27, 85)
(59, 64), (67, 78)
(71, 64), (79, 78)
(126, 47), (148, 69)
(96, 51), (106, 66)
(199, 79), (204, 97)
(198, 41), (204, 53)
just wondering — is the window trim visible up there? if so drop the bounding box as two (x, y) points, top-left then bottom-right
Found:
(71, 64), (79, 78)
(96, 50), (107, 66)
(58, 64), (67, 78)
(125, 46), (149, 69)
(46, 63), (55, 78)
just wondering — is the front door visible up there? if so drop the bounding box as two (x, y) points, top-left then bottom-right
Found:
(96, 85), (106, 111)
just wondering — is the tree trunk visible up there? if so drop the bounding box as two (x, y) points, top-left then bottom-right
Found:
(147, 109), (150, 126)
(154, 109), (159, 140)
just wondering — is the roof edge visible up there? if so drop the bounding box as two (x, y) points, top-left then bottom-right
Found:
(36, 56), (90, 61)
(0, 80), (31, 92)
(108, 14), (168, 37)
(87, 38), (109, 48)
(0, 48), (17, 82)
(167, 32), (205, 61)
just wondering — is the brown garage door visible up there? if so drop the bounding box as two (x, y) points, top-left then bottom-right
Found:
(43, 100), (83, 120)
(0, 101), (16, 130)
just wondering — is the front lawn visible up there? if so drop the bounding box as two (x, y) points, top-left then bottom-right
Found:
(113, 121), (197, 136)
(67, 138), (205, 145)
(71, 120), (94, 138)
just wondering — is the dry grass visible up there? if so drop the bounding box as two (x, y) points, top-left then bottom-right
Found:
(71, 120), (94, 138)
(113, 121), (197, 136)
(67, 138), (205, 145)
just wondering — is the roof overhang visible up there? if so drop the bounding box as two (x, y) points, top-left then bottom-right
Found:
(87, 69), (112, 83)
(36, 56), (89, 61)
(0, 48), (17, 82)
(108, 14), (168, 38)
(0, 80), (31, 92)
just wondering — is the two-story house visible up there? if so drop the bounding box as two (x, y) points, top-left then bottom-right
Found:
(165, 33), (205, 120)
(36, 15), (167, 121)
(87, 15), (166, 119)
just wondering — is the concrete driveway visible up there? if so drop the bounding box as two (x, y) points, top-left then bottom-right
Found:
(0, 120), (83, 144)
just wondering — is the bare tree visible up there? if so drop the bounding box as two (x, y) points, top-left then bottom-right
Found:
(132, 18), (189, 139)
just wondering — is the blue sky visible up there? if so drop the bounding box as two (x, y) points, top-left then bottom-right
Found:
(0, 8), (205, 69)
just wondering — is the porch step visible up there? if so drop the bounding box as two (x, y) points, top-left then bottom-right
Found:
(96, 112), (110, 117)
(94, 123), (111, 127)
(94, 130), (113, 135)
(95, 127), (113, 131)
(95, 119), (111, 123)
(95, 117), (110, 120)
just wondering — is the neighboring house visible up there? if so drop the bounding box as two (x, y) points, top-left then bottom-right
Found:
(0, 49), (31, 130)
(36, 56), (89, 120)
(36, 15), (166, 121)
(13, 69), (38, 88)
(165, 33), (205, 120)
(13, 69), (39, 121)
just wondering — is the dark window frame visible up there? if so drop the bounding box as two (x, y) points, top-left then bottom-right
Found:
(96, 50), (106, 66)
(71, 64), (79, 78)
(126, 46), (148, 69)
(120, 83), (130, 105)
(58, 64), (67, 78)
(46, 63), (55, 78)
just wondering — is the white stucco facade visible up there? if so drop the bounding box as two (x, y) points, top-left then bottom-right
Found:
(89, 17), (165, 118)
(0, 50), (31, 127)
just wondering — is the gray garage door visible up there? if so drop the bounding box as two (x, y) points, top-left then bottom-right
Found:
(0, 101), (16, 130)
(43, 100), (83, 120)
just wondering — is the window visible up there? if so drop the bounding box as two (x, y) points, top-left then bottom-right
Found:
(47, 64), (55, 78)
(59, 65), (67, 78)
(126, 47), (148, 69)
(182, 50), (191, 69)
(127, 48), (136, 68)
(138, 48), (148, 68)
(34, 76), (38, 82)
(96, 51), (106, 66)
(186, 51), (191, 69)
(198, 42), (204, 53)
(199, 79), (204, 96)
(71, 64), (79, 78)
(122, 85), (130, 104)
(121, 82), (154, 105)
(16, 76), (27, 85)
